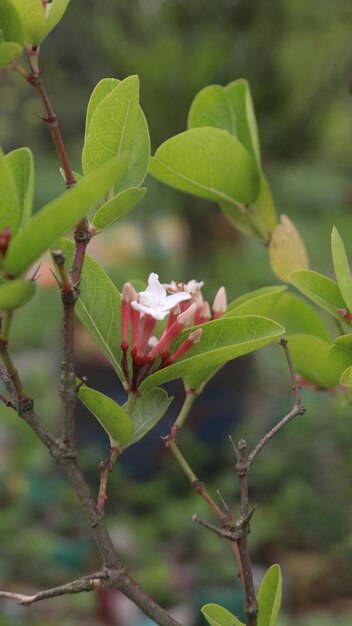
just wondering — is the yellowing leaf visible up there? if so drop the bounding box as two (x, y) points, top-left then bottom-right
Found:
(269, 214), (309, 282)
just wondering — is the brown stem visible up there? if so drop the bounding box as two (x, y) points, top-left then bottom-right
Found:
(165, 431), (244, 585)
(97, 447), (120, 514)
(234, 440), (258, 626)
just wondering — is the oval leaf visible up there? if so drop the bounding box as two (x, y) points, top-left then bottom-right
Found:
(5, 154), (129, 277)
(286, 334), (339, 389)
(0, 0), (24, 44)
(141, 316), (284, 391)
(220, 200), (266, 240)
(5, 147), (34, 226)
(58, 238), (123, 380)
(10, 0), (46, 45)
(0, 279), (35, 309)
(41, 0), (71, 41)
(331, 226), (352, 312)
(225, 286), (286, 318)
(188, 78), (260, 166)
(269, 214), (309, 282)
(123, 388), (173, 449)
(289, 269), (346, 321)
(149, 127), (260, 207)
(0, 147), (21, 233)
(257, 564), (282, 626)
(78, 385), (133, 447)
(93, 187), (146, 230)
(82, 75), (150, 190)
(270, 292), (331, 341)
(201, 604), (244, 626)
(329, 335), (352, 379)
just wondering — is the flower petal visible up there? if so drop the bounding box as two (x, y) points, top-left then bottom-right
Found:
(165, 292), (191, 309)
(147, 273), (166, 300)
(131, 300), (168, 320)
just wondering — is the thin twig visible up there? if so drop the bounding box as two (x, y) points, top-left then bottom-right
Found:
(247, 339), (305, 467)
(0, 571), (108, 606)
(97, 447), (120, 514)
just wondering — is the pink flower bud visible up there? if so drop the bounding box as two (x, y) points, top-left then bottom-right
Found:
(177, 302), (197, 326)
(122, 282), (138, 303)
(212, 286), (227, 319)
(165, 328), (203, 365)
(194, 301), (211, 325)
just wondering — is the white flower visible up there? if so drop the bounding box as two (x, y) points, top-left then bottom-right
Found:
(163, 279), (204, 294)
(131, 273), (191, 321)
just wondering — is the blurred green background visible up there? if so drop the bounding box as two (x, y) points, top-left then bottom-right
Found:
(1, 0), (352, 624)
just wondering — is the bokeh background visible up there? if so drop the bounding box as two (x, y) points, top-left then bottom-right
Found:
(1, 1), (352, 625)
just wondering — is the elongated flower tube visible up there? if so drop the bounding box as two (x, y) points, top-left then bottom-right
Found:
(147, 303), (197, 361)
(165, 329), (203, 366)
(121, 282), (138, 352)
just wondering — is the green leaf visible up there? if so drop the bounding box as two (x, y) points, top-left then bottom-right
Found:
(92, 187), (146, 230)
(201, 604), (244, 626)
(220, 199), (266, 240)
(149, 127), (260, 207)
(5, 147), (34, 226)
(257, 564), (282, 626)
(0, 279), (35, 309)
(123, 388), (173, 449)
(141, 316), (284, 391)
(188, 79), (260, 166)
(340, 365), (352, 387)
(289, 269), (346, 321)
(77, 385), (133, 447)
(329, 335), (352, 380)
(0, 0), (24, 44)
(41, 0), (71, 41)
(0, 41), (22, 66)
(10, 0), (46, 45)
(58, 239), (124, 380)
(4, 154), (129, 276)
(252, 174), (277, 236)
(269, 214), (309, 282)
(82, 75), (150, 190)
(286, 334), (339, 389)
(270, 292), (331, 341)
(225, 286), (286, 318)
(0, 147), (21, 233)
(85, 78), (119, 137)
(331, 226), (352, 312)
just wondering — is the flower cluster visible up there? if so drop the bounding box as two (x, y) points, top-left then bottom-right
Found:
(120, 273), (227, 391)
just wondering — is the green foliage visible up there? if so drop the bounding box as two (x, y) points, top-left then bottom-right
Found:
(329, 335), (352, 386)
(285, 334), (340, 389)
(123, 388), (173, 448)
(187, 79), (260, 165)
(82, 75), (150, 191)
(149, 127), (259, 206)
(58, 239), (123, 380)
(289, 269), (346, 321)
(92, 187), (146, 230)
(270, 292), (331, 341)
(77, 384), (134, 447)
(225, 286), (286, 318)
(9, 0), (46, 45)
(0, 0), (24, 66)
(141, 316), (284, 391)
(5, 154), (129, 276)
(331, 226), (352, 312)
(0, 147), (21, 233)
(0, 278), (35, 309)
(40, 0), (71, 42)
(257, 564), (282, 626)
(5, 147), (34, 226)
(201, 603), (244, 626)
